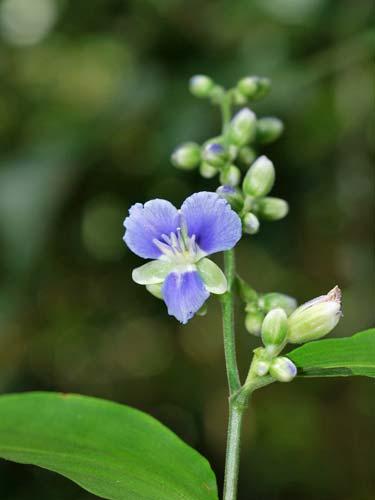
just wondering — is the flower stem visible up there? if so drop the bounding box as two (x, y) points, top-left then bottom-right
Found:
(221, 249), (243, 500)
(222, 250), (241, 395)
(222, 403), (245, 500)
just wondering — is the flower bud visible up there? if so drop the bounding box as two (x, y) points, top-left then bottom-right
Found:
(171, 142), (201, 170)
(261, 308), (288, 348)
(238, 146), (256, 166)
(242, 155), (275, 197)
(237, 76), (271, 100)
(216, 185), (243, 211)
(256, 197), (288, 221)
(260, 292), (297, 316)
(270, 357), (297, 382)
(209, 85), (225, 104)
(228, 108), (257, 146)
(236, 277), (258, 304)
(255, 359), (270, 377)
(197, 304), (208, 316)
(202, 142), (229, 167)
(245, 310), (265, 336)
(232, 89), (248, 105)
(287, 286), (342, 344)
(256, 117), (284, 144)
(146, 283), (163, 299)
(189, 75), (214, 98)
(242, 212), (259, 235)
(220, 165), (241, 187)
(200, 162), (218, 178)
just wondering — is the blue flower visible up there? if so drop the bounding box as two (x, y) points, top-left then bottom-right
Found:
(123, 191), (242, 324)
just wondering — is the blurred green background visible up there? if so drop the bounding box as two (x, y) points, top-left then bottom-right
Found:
(0, 0), (374, 499)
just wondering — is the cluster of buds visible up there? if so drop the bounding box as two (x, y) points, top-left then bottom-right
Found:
(171, 74), (287, 236)
(249, 286), (342, 382)
(237, 277), (297, 336)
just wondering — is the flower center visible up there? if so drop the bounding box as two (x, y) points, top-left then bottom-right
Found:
(153, 226), (204, 266)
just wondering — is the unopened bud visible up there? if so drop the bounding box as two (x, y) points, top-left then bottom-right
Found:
(238, 146), (256, 166)
(242, 212), (259, 235)
(261, 308), (288, 348)
(146, 283), (163, 299)
(216, 185), (243, 211)
(288, 286), (342, 344)
(220, 165), (241, 187)
(255, 359), (270, 377)
(256, 197), (289, 221)
(256, 117), (284, 144)
(261, 292), (297, 316)
(189, 75), (214, 98)
(202, 142), (229, 167)
(237, 76), (271, 100)
(197, 304), (208, 316)
(228, 108), (257, 146)
(237, 277), (258, 303)
(209, 85), (225, 104)
(270, 357), (297, 382)
(200, 162), (218, 178)
(171, 142), (201, 170)
(245, 310), (265, 336)
(232, 89), (248, 105)
(243, 155), (275, 197)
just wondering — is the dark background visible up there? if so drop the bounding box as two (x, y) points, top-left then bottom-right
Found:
(0, 0), (374, 499)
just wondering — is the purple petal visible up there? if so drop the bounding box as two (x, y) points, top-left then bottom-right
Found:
(124, 199), (179, 259)
(180, 192), (242, 255)
(162, 271), (209, 324)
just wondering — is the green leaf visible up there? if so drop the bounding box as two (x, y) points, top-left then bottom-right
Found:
(288, 328), (375, 378)
(0, 392), (218, 500)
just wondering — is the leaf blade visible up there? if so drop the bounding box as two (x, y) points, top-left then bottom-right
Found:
(288, 328), (375, 378)
(0, 392), (218, 500)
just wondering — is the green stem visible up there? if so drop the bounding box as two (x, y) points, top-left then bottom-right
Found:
(221, 249), (243, 500)
(222, 250), (241, 395)
(220, 93), (244, 500)
(220, 93), (232, 139)
(222, 403), (245, 500)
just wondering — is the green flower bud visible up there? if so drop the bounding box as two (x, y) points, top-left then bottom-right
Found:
(242, 212), (259, 235)
(255, 359), (270, 377)
(232, 89), (248, 105)
(228, 108), (257, 147)
(220, 165), (241, 187)
(171, 142), (201, 170)
(202, 142), (229, 167)
(245, 310), (265, 336)
(238, 146), (256, 166)
(237, 276), (258, 303)
(197, 304), (208, 316)
(200, 161), (218, 178)
(237, 76), (271, 100)
(146, 283), (163, 299)
(261, 308), (288, 348)
(228, 144), (238, 162)
(216, 185), (244, 211)
(209, 85), (225, 104)
(270, 357), (297, 382)
(287, 286), (342, 344)
(260, 292), (297, 316)
(242, 155), (275, 197)
(189, 75), (214, 98)
(256, 197), (289, 221)
(256, 117), (284, 144)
